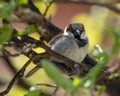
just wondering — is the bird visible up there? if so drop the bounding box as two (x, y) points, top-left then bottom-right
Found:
(48, 23), (89, 63)
(25, 23), (89, 77)
(26, 23), (110, 78)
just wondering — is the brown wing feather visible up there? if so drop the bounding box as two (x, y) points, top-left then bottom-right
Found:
(48, 34), (64, 47)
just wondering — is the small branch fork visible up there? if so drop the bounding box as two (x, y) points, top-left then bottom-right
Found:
(0, 0), (120, 95)
(36, 83), (58, 96)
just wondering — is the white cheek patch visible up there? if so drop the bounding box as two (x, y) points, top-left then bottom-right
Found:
(64, 31), (69, 36)
(64, 29), (74, 37)
(81, 32), (87, 39)
(64, 28), (70, 36)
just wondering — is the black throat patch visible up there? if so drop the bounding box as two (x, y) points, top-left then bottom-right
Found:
(75, 38), (88, 47)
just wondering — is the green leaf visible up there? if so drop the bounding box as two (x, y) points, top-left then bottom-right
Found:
(98, 86), (106, 96)
(106, 25), (120, 54)
(17, 25), (37, 36)
(0, 2), (8, 19)
(24, 86), (40, 96)
(0, 25), (13, 44)
(111, 30), (120, 54)
(78, 51), (109, 90)
(17, 0), (28, 5)
(0, 45), (2, 56)
(41, 59), (74, 91)
(91, 44), (103, 60)
(0, 0), (16, 20)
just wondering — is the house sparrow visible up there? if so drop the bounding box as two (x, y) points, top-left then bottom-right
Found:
(48, 23), (89, 63)
(26, 23), (89, 77)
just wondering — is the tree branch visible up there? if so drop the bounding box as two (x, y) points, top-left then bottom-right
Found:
(2, 49), (30, 89)
(0, 56), (34, 95)
(56, 0), (120, 13)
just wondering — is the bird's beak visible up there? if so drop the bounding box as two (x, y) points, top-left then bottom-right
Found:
(81, 32), (87, 39)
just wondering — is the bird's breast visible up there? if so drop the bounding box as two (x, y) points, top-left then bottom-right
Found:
(49, 36), (89, 63)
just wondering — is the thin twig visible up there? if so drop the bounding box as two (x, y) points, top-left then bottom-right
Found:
(28, 0), (42, 15)
(25, 65), (40, 78)
(36, 83), (58, 96)
(43, 0), (54, 17)
(0, 56), (34, 95)
(2, 48), (20, 57)
(36, 83), (57, 88)
(2, 49), (30, 89)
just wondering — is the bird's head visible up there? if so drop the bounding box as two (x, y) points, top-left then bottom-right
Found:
(64, 23), (87, 40)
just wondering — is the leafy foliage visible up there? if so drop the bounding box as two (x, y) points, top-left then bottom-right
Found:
(0, 0), (16, 20)
(41, 59), (75, 91)
(17, 25), (37, 36)
(98, 86), (106, 96)
(106, 25), (120, 54)
(0, 24), (13, 44)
